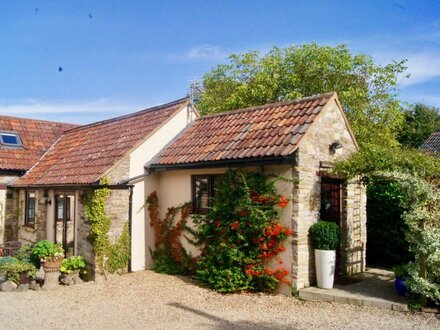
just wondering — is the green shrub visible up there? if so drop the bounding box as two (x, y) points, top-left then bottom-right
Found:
(32, 240), (64, 262)
(60, 256), (87, 275)
(191, 169), (292, 293)
(14, 244), (41, 268)
(308, 221), (340, 250)
(366, 178), (413, 266)
(0, 257), (36, 284)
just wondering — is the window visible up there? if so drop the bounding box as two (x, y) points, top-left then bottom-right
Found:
(192, 175), (217, 214)
(0, 131), (22, 147)
(25, 191), (36, 227)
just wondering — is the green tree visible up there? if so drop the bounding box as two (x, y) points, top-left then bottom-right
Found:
(398, 103), (440, 148)
(197, 43), (408, 147)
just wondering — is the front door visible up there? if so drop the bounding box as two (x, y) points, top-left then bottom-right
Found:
(54, 192), (75, 257)
(320, 178), (342, 275)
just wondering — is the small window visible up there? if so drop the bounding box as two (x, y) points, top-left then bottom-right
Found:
(25, 191), (36, 227)
(0, 131), (22, 147)
(192, 175), (217, 214)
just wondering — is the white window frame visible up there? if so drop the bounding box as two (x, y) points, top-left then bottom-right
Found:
(0, 131), (22, 147)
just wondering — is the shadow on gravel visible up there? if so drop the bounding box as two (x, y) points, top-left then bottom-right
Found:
(169, 302), (296, 329)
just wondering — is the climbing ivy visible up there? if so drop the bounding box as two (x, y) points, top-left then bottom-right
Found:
(83, 178), (131, 278)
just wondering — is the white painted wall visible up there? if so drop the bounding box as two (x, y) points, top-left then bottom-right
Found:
(130, 104), (196, 271)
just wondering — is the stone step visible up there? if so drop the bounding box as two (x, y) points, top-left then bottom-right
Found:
(299, 287), (409, 311)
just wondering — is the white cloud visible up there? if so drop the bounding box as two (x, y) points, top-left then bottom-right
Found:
(0, 98), (153, 124)
(185, 44), (225, 60)
(372, 50), (440, 87)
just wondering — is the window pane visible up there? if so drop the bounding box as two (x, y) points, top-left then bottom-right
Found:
(27, 192), (35, 224)
(194, 177), (209, 210)
(1, 133), (19, 145)
(56, 195), (64, 220)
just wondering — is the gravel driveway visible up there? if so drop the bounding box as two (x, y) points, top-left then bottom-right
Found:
(0, 270), (438, 329)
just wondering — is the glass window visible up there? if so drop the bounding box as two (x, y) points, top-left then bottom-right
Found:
(56, 194), (64, 220)
(25, 192), (36, 227)
(0, 132), (22, 147)
(192, 175), (217, 214)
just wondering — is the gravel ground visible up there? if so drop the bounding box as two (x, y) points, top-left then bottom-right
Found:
(0, 270), (439, 329)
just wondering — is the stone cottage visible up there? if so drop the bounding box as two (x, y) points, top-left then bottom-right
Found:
(1, 92), (366, 292)
(143, 92), (366, 293)
(7, 98), (196, 274)
(0, 116), (76, 244)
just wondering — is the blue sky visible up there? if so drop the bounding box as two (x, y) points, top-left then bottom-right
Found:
(1, 0), (440, 124)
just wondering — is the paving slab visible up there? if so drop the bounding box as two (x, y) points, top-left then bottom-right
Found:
(299, 268), (409, 311)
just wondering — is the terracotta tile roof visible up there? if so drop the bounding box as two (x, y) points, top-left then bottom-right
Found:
(0, 116), (77, 171)
(13, 98), (188, 186)
(420, 131), (440, 155)
(152, 92), (336, 167)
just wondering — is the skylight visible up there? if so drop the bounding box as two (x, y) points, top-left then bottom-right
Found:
(0, 131), (22, 147)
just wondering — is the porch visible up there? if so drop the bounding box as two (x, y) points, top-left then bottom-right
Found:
(299, 268), (409, 311)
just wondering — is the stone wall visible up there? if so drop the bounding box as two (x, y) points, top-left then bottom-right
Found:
(290, 98), (366, 289)
(0, 174), (20, 243)
(17, 189), (47, 245)
(76, 190), (95, 277)
(106, 157), (130, 184)
(78, 186), (130, 280)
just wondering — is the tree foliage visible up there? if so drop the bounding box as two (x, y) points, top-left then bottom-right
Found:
(376, 172), (440, 305)
(398, 103), (440, 148)
(334, 144), (440, 182)
(197, 43), (407, 147)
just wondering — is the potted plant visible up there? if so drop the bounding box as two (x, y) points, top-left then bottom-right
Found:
(32, 240), (64, 289)
(392, 265), (408, 296)
(0, 256), (36, 285)
(308, 221), (340, 289)
(61, 256), (87, 277)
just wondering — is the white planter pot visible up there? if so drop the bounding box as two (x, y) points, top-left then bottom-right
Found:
(314, 249), (336, 289)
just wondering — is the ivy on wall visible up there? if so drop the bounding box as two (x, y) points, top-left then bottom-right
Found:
(83, 178), (131, 278)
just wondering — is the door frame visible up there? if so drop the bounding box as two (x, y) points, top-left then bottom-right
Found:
(320, 176), (343, 275)
(54, 191), (76, 256)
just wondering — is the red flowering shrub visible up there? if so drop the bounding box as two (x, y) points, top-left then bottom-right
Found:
(193, 169), (293, 292)
(146, 192), (192, 275)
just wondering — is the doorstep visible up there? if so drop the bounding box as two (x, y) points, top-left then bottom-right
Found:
(299, 286), (408, 311)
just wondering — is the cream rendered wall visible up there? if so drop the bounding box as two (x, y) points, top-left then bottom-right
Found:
(130, 105), (196, 271)
(149, 165), (295, 295)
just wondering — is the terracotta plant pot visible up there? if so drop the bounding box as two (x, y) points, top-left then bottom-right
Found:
(42, 258), (63, 290)
(43, 259), (63, 272)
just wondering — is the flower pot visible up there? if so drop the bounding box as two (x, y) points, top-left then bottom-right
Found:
(42, 259), (63, 290)
(314, 249), (336, 289)
(395, 277), (406, 296)
(43, 259), (63, 273)
(19, 272), (30, 285)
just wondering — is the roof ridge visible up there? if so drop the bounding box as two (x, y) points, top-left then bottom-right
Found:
(67, 97), (189, 133)
(0, 114), (77, 127)
(197, 92), (336, 120)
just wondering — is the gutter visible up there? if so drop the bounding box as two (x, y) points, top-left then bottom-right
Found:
(148, 155), (296, 172)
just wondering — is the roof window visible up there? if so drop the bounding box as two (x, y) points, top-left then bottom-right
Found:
(0, 131), (22, 147)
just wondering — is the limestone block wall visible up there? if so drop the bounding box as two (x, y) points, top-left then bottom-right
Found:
(0, 174), (20, 243)
(77, 188), (130, 279)
(105, 157), (130, 184)
(76, 191), (95, 275)
(17, 189), (47, 245)
(291, 98), (364, 289)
